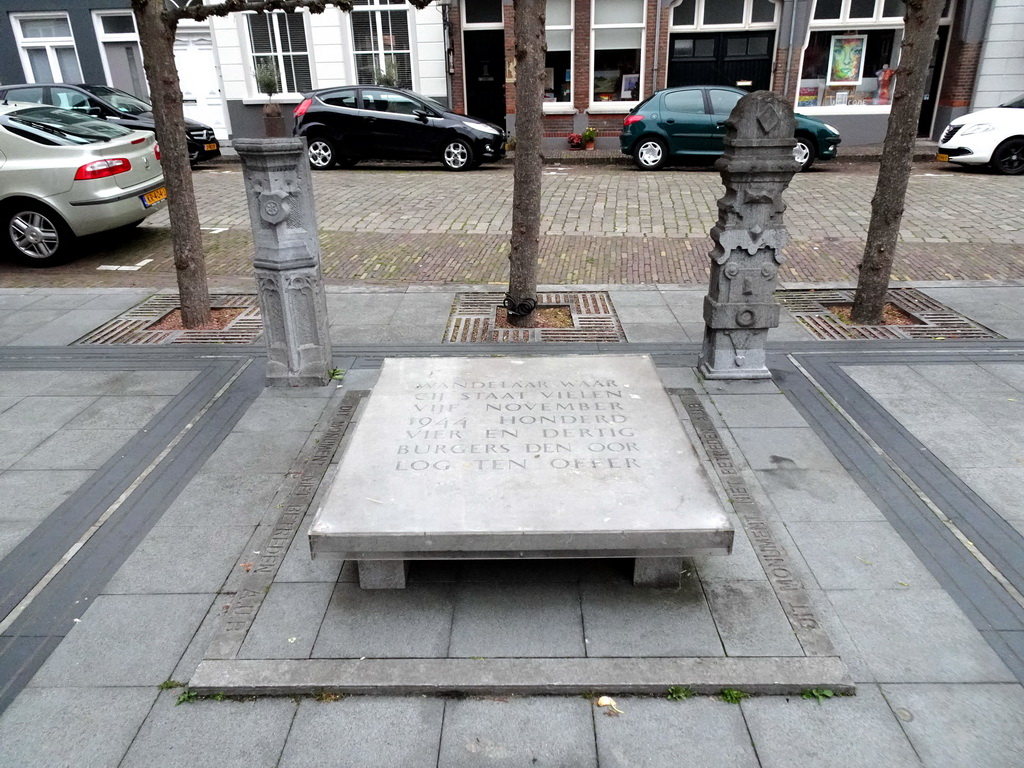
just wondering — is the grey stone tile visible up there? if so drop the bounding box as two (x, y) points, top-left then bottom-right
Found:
(47, 369), (198, 396)
(199, 430), (310, 474)
(0, 396), (96, 430)
(0, 395), (21, 414)
(312, 583), (454, 659)
(581, 578), (723, 657)
(0, 429), (50, 470)
(881, 683), (1024, 768)
(0, 686), (158, 768)
(30, 593), (214, 687)
(680, 322), (710, 342)
(785, 522), (939, 590)
(277, 517), (344, 582)
(0, 469), (90, 522)
(0, 292), (42, 310)
(10, 310), (131, 346)
(439, 696), (596, 767)
(611, 291), (674, 307)
(710, 394), (808, 428)
(385, 323), (448, 343)
(279, 697), (444, 767)
(0, 520), (35, 559)
(232, 397), (329, 433)
(770, 319), (815, 341)
(871, 391), (972, 429)
(655, 366), (702, 391)
(731, 428), (844, 471)
(0, 370), (51, 395)
(0, 308), (65, 330)
(621, 322), (685, 343)
(754, 469), (885, 522)
(694, 524), (769, 582)
(13, 428), (137, 470)
(828, 589), (1015, 683)
(703, 580), (804, 656)
(77, 291), (152, 310)
(64, 395), (172, 430)
(912, 363), (1020, 395)
(26, 293), (100, 309)
(742, 684), (923, 768)
(121, 691), (296, 768)
(172, 597), (230, 681)
(843, 364), (933, 395)
(979, 362), (1024, 391)
(239, 582), (335, 659)
(102, 525), (254, 595)
(450, 583), (585, 658)
(699, 378), (781, 395)
(910, 422), (1021, 469)
(595, 697), (759, 768)
(953, 391), (1024, 426)
(325, 293), (403, 321)
(156, 472), (281, 528)
(613, 303), (677, 323)
(326, 324), (394, 343)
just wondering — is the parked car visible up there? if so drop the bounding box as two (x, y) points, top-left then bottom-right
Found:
(0, 102), (165, 265)
(937, 94), (1024, 175)
(0, 83), (220, 166)
(620, 85), (841, 172)
(293, 85), (506, 171)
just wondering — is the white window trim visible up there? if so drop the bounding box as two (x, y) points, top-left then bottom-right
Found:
(669, 0), (779, 31)
(590, 3), (646, 111)
(349, 0), (417, 90)
(460, 0), (504, 30)
(242, 9), (315, 99)
(808, 0), (953, 27)
(91, 11), (143, 92)
(544, 0), (575, 115)
(10, 11), (83, 84)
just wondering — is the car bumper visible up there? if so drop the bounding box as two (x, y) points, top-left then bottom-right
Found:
(819, 136), (841, 160)
(936, 145), (992, 165)
(187, 139), (222, 163)
(62, 180), (166, 236)
(475, 137), (506, 163)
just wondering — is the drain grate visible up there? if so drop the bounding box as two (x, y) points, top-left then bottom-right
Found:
(74, 294), (262, 345)
(776, 288), (1002, 341)
(444, 291), (625, 343)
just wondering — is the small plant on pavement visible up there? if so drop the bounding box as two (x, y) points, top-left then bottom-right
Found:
(158, 679), (185, 690)
(667, 685), (694, 701)
(175, 688), (199, 705)
(329, 368), (345, 381)
(719, 688), (750, 704)
(802, 688), (835, 704)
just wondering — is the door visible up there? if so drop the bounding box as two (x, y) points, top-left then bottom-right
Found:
(706, 87), (745, 152)
(102, 40), (147, 99)
(173, 30), (229, 141)
(462, 29), (506, 125)
(659, 88), (713, 155)
(918, 25), (949, 138)
(668, 33), (774, 92)
(357, 88), (439, 159)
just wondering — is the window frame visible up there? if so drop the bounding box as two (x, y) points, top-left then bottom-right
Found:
(10, 11), (84, 85)
(91, 11), (147, 98)
(669, 0), (779, 31)
(544, 0), (575, 115)
(589, 0), (647, 113)
(349, 0), (416, 91)
(245, 9), (315, 99)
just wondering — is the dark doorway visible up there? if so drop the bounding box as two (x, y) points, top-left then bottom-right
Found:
(463, 29), (506, 126)
(918, 25), (949, 137)
(667, 32), (775, 92)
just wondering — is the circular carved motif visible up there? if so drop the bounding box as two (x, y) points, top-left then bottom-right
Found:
(264, 200), (280, 216)
(761, 264), (777, 278)
(724, 263), (740, 279)
(736, 309), (756, 327)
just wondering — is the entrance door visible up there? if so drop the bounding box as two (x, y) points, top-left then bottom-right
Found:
(462, 29), (505, 125)
(667, 32), (774, 92)
(173, 30), (230, 141)
(918, 25), (949, 138)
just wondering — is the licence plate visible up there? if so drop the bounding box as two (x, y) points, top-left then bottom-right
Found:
(204, 142), (218, 151)
(936, 153), (949, 162)
(141, 187), (167, 208)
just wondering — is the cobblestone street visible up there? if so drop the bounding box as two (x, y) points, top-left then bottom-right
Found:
(2, 162), (1022, 288)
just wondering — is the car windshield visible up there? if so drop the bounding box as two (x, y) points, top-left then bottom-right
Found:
(4, 106), (132, 144)
(999, 94), (1024, 108)
(81, 85), (152, 115)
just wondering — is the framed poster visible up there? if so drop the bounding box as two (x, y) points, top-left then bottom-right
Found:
(827, 35), (866, 86)
(797, 86), (819, 107)
(620, 74), (639, 100)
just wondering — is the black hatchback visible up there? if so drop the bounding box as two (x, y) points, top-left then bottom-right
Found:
(293, 86), (505, 171)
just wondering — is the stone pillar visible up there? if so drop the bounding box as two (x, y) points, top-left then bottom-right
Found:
(699, 91), (797, 380)
(235, 138), (332, 387)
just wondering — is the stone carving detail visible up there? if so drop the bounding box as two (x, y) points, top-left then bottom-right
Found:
(699, 92), (798, 380)
(236, 138), (332, 387)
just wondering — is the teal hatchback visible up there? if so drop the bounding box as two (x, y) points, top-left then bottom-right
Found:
(619, 86), (841, 172)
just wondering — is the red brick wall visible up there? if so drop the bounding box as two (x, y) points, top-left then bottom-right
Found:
(938, 39), (982, 108)
(450, 5), (465, 114)
(643, 1), (671, 97)
(572, 0), (592, 109)
(504, 2), (517, 114)
(772, 46), (801, 102)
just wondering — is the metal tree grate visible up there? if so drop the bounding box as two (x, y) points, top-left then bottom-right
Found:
(776, 288), (1002, 341)
(444, 291), (626, 343)
(74, 294), (262, 345)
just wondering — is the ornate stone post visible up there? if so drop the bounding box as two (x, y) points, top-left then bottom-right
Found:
(235, 138), (332, 387)
(699, 92), (798, 380)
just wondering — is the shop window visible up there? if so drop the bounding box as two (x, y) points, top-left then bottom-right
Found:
(751, 0), (776, 23)
(882, 0), (906, 16)
(813, 0), (842, 20)
(248, 11), (312, 94)
(673, 0), (696, 26)
(464, 0), (503, 25)
(592, 0), (644, 104)
(798, 28), (900, 107)
(12, 14), (83, 84)
(351, 0), (413, 89)
(545, 0), (572, 104)
(703, 0), (744, 25)
(849, 0), (875, 17)
(672, 0), (777, 29)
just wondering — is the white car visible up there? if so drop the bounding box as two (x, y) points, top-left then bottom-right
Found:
(937, 94), (1024, 175)
(0, 102), (165, 265)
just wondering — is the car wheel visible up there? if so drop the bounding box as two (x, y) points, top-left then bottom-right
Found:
(793, 136), (815, 172)
(991, 137), (1024, 175)
(633, 137), (667, 170)
(188, 148), (200, 166)
(441, 139), (474, 171)
(3, 203), (74, 266)
(307, 138), (336, 170)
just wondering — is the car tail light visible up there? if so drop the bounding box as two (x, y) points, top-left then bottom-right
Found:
(623, 114), (644, 127)
(154, 143), (160, 161)
(294, 98), (312, 118)
(130, 137), (145, 144)
(74, 158), (132, 180)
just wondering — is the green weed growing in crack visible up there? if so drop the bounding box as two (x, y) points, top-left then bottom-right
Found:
(175, 689), (199, 705)
(667, 686), (694, 701)
(329, 368), (346, 381)
(802, 688), (835, 704)
(719, 688), (750, 704)
(158, 679), (185, 690)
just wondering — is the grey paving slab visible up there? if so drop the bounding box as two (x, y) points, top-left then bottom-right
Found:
(10, 310), (131, 346)
(0, 520), (35, 559)
(881, 683), (1024, 768)
(785, 521), (940, 590)
(25, 293), (100, 309)
(0, 686), (158, 768)
(581, 579), (723, 657)
(0, 469), (91, 522)
(29, 593), (214, 687)
(311, 583), (454, 659)
(703, 580), (805, 657)
(46, 369), (199, 396)
(232, 397), (329, 433)
(908, 422), (1022, 469)
(0, 292), (43, 310)
(13, 428), (138, 470)
(279, 696), (444, 767)
(868, 391), (975, 428)
(64, 395), (173, 430)
(0, 396), (96, 431)
(611, 291), (675, 307)
(978, 362), (1024, 390)
(710, 394), (809, 428)
(700, 378), (783, 395)
(121, 691), (296, 768)
(730, 428), (844, 471)
(239, 582), (335, 659)
(0, 308), (65, 331)
(0, 370), (62, 395)
(594, 696), (759, 768)
(199, 430), (311, 475)
(621, 322), (686, 342)
(172, 597), (232, 682)
(325, 293), (404, 322)
(101, 524), (255, 595)
(449, 583), (585, 658)
(754, 468), (886, 522)
(326, 324), (395, 343)
(770, 319), (815, 341)
(613, 303), (677, 323)
(843, 364), (934, 395)
(438, 696), (596, 767)
(76, 291), (152, 310)
(385, 323), (448, 343)
(951, 390), (1024, 426)
(0, 395), (20, 414)
(278, 515), (344, 582)
(693, 525), (772, 582)
(828, 589), (1016, 683)
(655, 366), (702, 391)
(0, 429), (53, 470)
(155, 471), (282, 528)
(742, 684), (923, 768)
(911, 363), (1020, 395)
(680, 322), (710, 342)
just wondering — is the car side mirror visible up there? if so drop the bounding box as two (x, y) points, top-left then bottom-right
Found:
(86, 106), (102, 117)
(413, 110), (429, 123)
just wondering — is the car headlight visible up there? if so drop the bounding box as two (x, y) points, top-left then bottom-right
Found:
(464, 121), (501, 135)
(960, 123), (995, 135)
(823, 123), (840, 135)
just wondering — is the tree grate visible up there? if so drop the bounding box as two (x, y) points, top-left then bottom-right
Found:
(444, 291), (626, 343)
(73, 294), (262, 345)
(776, 288), (1002, 341)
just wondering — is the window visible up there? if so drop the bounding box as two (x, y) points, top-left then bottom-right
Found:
(545, 0), (573, 104)
(93, 12), (147, 99)
(248, 11), (312, 95)
(592, 0), (644, 104)
(663, 89), (705, 113)
(50, 86), (91, 111)
(11, 13), (83, 84)
(360, 87), (421, 114)
(3, 86), (45, 104)
(709, 88), (743, 114)
(321, 89), (358, 108)
(813, 0), (913, 21)
(464, 0), (503, 24)
(352, 0), (413, 90)
(672, 0), (777, 28)
(799, 28), (901, 106)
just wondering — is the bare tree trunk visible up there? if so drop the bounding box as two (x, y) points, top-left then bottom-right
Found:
(133, 0), (212, 327)
(851, 0), (945, 324)
(506, 0), (546, 328)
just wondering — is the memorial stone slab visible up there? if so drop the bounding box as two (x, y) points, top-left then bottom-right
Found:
(310, 356), (733, 588)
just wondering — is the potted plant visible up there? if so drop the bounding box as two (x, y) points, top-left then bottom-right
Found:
(567, 132), (583, 150)
(582, 126), (598, 150)
(254, 59), (285, 138)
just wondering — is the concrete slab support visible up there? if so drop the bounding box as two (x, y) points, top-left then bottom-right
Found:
(699, 92), (798, 380)
(357, 560), (409, 589)
(235, 137), (332, 387)
(632, 557), (683, 588)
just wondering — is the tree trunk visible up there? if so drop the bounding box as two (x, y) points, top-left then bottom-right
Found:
(133, 0), (212, 327)
(506, 0), (546, 328)
(850, 0), (945, 324)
